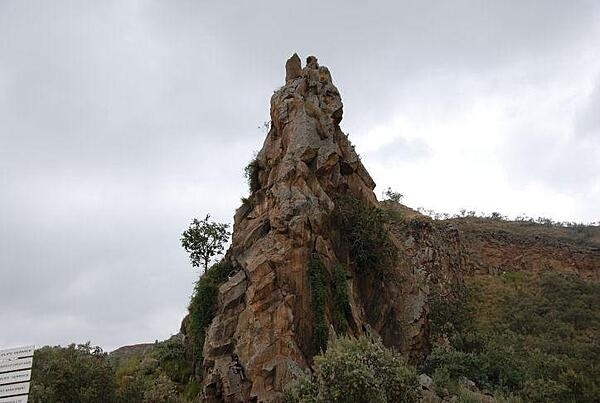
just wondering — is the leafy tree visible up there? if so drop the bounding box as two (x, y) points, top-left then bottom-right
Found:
(181, 214), (230, 271)
(30, 343), (116, 403)
(383, 187), (403, 203)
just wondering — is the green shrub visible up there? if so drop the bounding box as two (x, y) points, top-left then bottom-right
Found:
(182, 380), (203, 401)
(284, 336), (419, 403)
(142, 373), (180, 403)
(333, 194), (395, 276)
(30, 343), (117, 403)
(423, 271), (600, 401)
(188, 261), (234, 364)
(154, 336), (192, 383)
(244, 158), (261, 194)
(431, 366), (459, 397)
(428, 283), (472, 341)
(309, 257), (328, 353)
(332, 264), (350, 333)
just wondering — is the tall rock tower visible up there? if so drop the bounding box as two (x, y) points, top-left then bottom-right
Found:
(197, 54), (465, 402)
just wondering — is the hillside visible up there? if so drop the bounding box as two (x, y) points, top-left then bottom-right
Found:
(382, 201), (600, 402)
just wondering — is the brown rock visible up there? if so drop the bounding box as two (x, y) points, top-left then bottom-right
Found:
(305, 55), (319, 69)
(284, 53), (302, 82)
(196, 55), (467, 402)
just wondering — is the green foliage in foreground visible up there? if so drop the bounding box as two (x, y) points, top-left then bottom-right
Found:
(188, 260), (234, 364)
(31, 337), (197, 403)
(423, 271), (600, 403)
(284, 336), (419, 403)
(30, 343), (116, 403)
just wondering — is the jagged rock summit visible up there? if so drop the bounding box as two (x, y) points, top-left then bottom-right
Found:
(196, 54), (465, 402)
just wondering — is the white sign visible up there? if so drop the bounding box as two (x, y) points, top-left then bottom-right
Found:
(0, 371), (31, 387)
(0, 382), (29, 398)
(0, 359), (32, 375)
(0, 396), (28, 403)
(0, 348), (34, 361)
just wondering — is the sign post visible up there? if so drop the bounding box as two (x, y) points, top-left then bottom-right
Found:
(0, 346), (34, 403)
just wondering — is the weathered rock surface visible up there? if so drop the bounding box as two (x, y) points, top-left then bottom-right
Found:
(448, 217), (600, 281)
(197, 55), (468, 403)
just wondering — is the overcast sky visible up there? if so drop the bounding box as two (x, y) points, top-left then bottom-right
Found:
(1, 1), (599, 351)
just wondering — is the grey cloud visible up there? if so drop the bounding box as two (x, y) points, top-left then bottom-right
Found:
(575, 79), (600, 139)
(365, 137), (430, 165)
(503, 130), (600, 192)
(1, 0), (599, 350)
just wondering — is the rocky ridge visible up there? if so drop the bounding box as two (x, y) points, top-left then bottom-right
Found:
(194, 55), (467, 402)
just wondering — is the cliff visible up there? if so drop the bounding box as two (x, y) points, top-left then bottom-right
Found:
(193, 55), (466, 402)
(451, 217), (600, 281)
(182, 54), (599, 402)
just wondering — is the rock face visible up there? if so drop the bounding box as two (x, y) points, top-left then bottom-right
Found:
(450, 217), (600, 281)
(199, 55), (466, 402)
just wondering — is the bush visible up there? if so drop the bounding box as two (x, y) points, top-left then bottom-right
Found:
(244, 158), (261, 194)
(143, 373), (180, 403)
(423, 271), (600, 401)
(309, 257), (328, 353)
(333, 194), (395, 276)
(188, 261), (234, 364)
(154, 336), (192, 383)
(284, 336), (419, 403)
(30, 343), (116, 403)
(332, 264), (350, 333)
(428, 283), (472, 341)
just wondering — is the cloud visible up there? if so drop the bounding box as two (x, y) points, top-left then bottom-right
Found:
(575, 78), (600, 139)
(1, 0), (600, 350)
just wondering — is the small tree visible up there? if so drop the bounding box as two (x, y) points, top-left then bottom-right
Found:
(383, 187), (403, 203)
(181, 214), (230, 272)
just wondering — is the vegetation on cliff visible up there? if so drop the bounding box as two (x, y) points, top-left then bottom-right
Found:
(180, 215), (230, 272)
(308, 258), (352, 354)
(309, 257), (329, 353)
(332, 264), (351, 333)
(187, 260), (234, 364)
(333, 194), (396, 277)
(244, 156), (261, 194)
